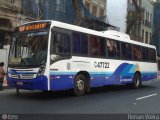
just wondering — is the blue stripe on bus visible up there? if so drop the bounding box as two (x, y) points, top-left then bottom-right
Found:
(7, 63), (157, 91)
(50, 73), (157, 90)
(49, 62), (157, 90)
(49, 72), (157, 90)
(121, 64), (134, 75)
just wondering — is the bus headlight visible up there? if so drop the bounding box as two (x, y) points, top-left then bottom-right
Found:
(37, 65), (45, 77)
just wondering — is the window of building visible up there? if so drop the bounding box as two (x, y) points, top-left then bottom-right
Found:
(150, 33), (152, 43)
(150, 13), (152, 22)
(92, 4), (97, 16)
(146, 11), (149, 21)
(99, 7), (104, 17)
(145, 31), (148, 43)
(142, 29), (144, 42)
(85, 1), (91, 11)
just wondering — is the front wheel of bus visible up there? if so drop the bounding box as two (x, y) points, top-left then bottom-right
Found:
(132, 73), (142, 88)
(74, 74), (87, 96)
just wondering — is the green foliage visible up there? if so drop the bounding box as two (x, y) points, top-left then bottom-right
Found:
(126, 4), (144, 34)
(154, 0), (160, 7)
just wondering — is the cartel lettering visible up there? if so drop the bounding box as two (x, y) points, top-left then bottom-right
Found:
(94, 62), (109, 68)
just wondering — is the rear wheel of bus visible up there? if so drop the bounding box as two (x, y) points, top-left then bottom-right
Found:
(74, 74), (87, 96)
(132, 73), (142, 88)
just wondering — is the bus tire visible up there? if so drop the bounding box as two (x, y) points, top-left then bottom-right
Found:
(74, 74), (87, 96)
(132, 73), (142, 88)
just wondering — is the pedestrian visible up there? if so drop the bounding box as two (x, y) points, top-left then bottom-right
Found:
(0, 62), (5, 90)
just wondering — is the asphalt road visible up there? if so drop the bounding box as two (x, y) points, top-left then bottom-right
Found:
(0, 79), (160, 115)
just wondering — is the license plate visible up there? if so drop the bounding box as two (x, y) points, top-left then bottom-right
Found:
(17, 82), (23, 86)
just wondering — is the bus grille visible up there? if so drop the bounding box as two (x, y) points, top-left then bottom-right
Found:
(10, 74), (36, 79)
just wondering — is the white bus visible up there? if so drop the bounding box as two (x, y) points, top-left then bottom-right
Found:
(7, 20), (157, 96)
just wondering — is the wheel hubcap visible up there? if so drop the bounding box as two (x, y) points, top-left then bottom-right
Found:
(135, 78), (139, 87)
(76, 79), (84, 91)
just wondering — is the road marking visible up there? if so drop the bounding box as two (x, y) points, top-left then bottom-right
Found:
(136, 94), (157, 101)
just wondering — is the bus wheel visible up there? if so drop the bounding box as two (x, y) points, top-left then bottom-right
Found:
(74, 74), (87, 96)
(132, 73), (142, 88)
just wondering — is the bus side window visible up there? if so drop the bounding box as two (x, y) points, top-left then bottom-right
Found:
(81, 33), (88, 55)
(72, 32), (88, 55)
(150, 48), (156, 62)
(121, 43), (126, 59)
(116, 41), (120, 59)
(121, 43), (132, 60)
(72, 32), (81, 54)
(54, 33), (63, 53)
(142, 47), (149, 62)
(63, 34), (70, 53)
(89, 35), (99, 56)
(89, 35), (106, 57)
(133, 45), (142, 61)
(98, 37), (106, 57)
(107, 39), (117, 58)
(51, 32), (70, 54)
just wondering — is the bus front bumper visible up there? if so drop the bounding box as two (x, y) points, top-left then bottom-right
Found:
(7, 75), (48, 90)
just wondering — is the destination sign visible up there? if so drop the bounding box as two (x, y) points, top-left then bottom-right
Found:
(18, 22), (50, 32)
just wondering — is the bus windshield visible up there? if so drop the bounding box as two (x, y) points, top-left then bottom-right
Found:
(8, 31), (48, 67)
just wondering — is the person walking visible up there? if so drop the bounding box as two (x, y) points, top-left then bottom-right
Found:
(0, 62), (5, 90)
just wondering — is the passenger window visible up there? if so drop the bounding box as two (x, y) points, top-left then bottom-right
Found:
(89, 35), (99, 56)
(89, 35), (106, 57)
(81, 33), (88, 55)
(98, 37), (106, 57)
(107, 39), (119, 58)
(51, 32), (70, 54)
(133, 45), (141, 61)
(72, 32), (81, 54)
(150, 49), (156, 62)
(121, 43), (132, 60)
(72, 32), (88, 55)
(142, 47), (149, 61)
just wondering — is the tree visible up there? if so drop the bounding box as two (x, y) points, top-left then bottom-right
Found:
(38, 0), (44, 20)
(126, 0), (144, 35)
(72, 0), (83, 25)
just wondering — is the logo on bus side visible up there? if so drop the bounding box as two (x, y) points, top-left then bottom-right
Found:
(94, 62), (110, 68)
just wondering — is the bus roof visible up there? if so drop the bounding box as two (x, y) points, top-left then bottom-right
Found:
(22, 20), (156, 49)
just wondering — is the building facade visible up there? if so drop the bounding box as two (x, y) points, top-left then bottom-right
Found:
(0, 0), (21, 48)
(153, 1), (160, 70)
(83, 0), (106, 17)
(21, 0), (109, 31)
(141, 0), (154, 44)
(107, 0), (154, 44)
(0, 0), (33, 48)
(0, 0), (32, 73)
